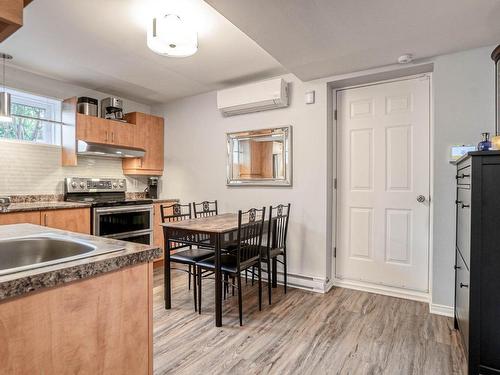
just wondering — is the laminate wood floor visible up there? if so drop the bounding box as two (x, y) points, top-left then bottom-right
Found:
(153, 268), (466, 375)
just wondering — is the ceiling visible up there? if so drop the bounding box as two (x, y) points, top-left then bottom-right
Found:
(0, 0), (286, 104)
(205, 0), (500, 81)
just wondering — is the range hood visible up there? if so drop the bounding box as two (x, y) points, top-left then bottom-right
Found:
(77, 140), (145, 158)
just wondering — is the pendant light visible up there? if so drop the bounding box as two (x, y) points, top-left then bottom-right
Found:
(0, 53), (13, 123)
(147, 14), (198, 57)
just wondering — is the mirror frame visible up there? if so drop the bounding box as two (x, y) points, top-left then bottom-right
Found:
(226, 126), (292, 186)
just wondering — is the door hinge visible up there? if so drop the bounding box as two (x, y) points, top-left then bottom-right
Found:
(334, 178), (337, 189)
(334, 109), (337, 121)
(334, 247), (337, 258)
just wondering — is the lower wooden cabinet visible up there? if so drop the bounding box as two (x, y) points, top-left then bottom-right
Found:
(42, 208), (90, 234)
(0, 208), (90, 234)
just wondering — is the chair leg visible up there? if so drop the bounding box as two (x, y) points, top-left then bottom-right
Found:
(245, 269), (248, 284)
(197, 266), (202, 314)
(223, 273), (228, 300)
(237, 273), (243, 326)
(193, 265), (197, 312)
(272, 258), (278, 288)
(188, 264), (192, 290)
(267, 258), (272, 305)
(258, 263), (262, 311)
(232, 276), (235, 296)
(251, 265), (255, 286)
(283, 253), (287, 294)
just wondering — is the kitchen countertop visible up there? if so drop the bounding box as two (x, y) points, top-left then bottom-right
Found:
(0, 224), (161, 301)
(1, 201), (92, 213)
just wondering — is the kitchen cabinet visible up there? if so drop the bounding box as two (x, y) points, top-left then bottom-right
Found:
(122, 112), (164, 176)
(0, 0), (31, 43)
(0, 211), (41, 225)
(41, 208), (91, 234)
(76, 113), (136, 147)
(0, 208), (90, 234)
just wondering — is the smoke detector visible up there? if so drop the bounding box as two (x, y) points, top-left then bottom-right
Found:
(398, 54), (413, 64)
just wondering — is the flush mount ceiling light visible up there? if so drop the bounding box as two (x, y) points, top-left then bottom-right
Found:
(147, 14), (198, 57)
(0, 53), (13, 123)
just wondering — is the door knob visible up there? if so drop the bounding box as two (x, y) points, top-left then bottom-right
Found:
(416, 195), (426, 203)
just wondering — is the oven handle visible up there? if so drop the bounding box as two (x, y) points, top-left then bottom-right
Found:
(94, 204), (153, 214)
(102, 229), (153, 239)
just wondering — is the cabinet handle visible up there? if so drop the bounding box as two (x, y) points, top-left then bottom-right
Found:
(111, 132), (115, 143)
(455, 200), (462, 205)
(456, 173), (470, 179)
(105, 131), (108, 142)
(461, 203), (470, 209)
(454, 265), (462, 270)
(460, 283), (469, 288)
(43, 213), (47, 226)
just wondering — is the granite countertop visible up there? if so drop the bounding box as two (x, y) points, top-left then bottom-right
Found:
(152, 198), (179, 204)
(1, 201), (92, 213)
(0, 224), (161, 301)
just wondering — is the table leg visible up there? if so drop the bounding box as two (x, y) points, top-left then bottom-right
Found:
(215, 233), (222, 327)
(164, 227), (172, 309)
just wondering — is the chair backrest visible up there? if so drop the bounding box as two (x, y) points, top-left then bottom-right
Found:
(193, 200), (218, 218)
(160, 203), (192, 223)
(267, 203), (291, 250)
(236, 207), (266, 269)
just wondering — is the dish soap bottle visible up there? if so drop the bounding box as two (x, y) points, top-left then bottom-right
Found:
(478, 132), (491, 151)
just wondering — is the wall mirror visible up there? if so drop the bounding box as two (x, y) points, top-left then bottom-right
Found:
(226, 126), (292, 186)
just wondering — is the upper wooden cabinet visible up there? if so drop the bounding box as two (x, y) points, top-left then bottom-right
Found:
(0, 0), (32, 43)
(76, 114), (137, 148)
(122, 112), (164, 176)
(61, 98), (164, 176)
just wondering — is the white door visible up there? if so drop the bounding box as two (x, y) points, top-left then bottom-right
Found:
(336, 76), (430, 292)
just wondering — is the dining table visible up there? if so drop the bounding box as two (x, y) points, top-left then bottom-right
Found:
(162, 213), (253, 327)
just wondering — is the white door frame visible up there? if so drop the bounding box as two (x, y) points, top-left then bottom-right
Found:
(331, 73), (434, 303)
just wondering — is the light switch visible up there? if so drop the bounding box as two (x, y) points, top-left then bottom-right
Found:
(305, 90), (315, 104)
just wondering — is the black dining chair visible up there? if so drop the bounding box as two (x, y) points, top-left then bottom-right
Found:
(193, 200), (218, 218)
(262, 203), (291, 304)
(196, 207), (266, 326)
(161, 202), (214, 311)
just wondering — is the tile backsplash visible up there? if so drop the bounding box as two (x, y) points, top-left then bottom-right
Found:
(0, 140), (148, 195)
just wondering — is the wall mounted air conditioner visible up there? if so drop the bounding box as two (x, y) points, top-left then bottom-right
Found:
(217, 78), (289, 116)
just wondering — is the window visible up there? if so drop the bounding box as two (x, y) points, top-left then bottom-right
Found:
(0, 87), (62, 145)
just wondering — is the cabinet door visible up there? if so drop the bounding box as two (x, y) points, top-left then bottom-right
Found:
(76, 114), (109, 144)
(108, 121), (136, 147)
(456, 187), (471, 267)
(42, 208), (91, 234)
(0, 211), (41, 225)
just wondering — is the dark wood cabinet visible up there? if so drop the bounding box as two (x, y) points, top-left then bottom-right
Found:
(454, 151), (500, 375)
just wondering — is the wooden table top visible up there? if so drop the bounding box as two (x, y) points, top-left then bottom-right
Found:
(161, 213), (239, 233)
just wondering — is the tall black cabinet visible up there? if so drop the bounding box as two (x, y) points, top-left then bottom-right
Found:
(454, 151), (500, 375)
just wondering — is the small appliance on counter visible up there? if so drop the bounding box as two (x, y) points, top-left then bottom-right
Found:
(145, 177), (159, 199)
(77, 97), (98, 117)
(101, 97), (125, 121)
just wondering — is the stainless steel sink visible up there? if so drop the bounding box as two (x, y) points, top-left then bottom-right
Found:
(0, 234), (123, 276)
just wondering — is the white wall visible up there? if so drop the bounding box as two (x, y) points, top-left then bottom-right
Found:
(0, 66), (153, 195)
(432, 46), (495, 307)
(154, 45), (495, 305)
(154, 74), (332, 287)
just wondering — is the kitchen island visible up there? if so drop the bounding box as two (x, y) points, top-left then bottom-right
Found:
(0, 224), (161, 374)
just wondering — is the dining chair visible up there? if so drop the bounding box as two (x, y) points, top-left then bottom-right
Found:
(196, 207), (266, 326)
(193, 200), (218, 218)
(262, 203), (291, 304)
(161, 202), (214, 311)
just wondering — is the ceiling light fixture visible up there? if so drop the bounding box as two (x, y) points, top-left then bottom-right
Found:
(0, 53), (13, 123)
(398, 54), (413, 64)
(147, 14), (198, 57)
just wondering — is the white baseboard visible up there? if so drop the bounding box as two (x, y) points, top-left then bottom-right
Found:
(270, 271), (329, 293)
(332, 278), (430, 303)
(429, 303), (454, 317)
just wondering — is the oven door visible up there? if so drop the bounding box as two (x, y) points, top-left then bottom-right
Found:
(93, 204), (153, 245)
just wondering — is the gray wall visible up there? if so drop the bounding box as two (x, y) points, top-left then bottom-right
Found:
(154, 45), (496, 305)
(432, 46), (495, 306)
